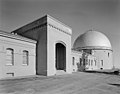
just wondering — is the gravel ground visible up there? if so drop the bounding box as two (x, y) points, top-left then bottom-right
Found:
(0, 72), (120, 94)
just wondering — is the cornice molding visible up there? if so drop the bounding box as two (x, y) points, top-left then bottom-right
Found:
(47, 23), (72, 36)
(47, 15), (72, 30)
(73, 46), (113, 51)
(17, 22), (72, 36)
(71, 49), (82, 55)
(0, 31), (36, 44)
(0, 39), (36, 49)
(12, 15), (72, 36)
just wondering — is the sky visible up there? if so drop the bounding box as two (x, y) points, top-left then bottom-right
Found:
(0, 0), (120, 68)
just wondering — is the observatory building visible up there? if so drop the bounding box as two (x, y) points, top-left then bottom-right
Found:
(72, 30), (113, 71)
(0, 15), (113, 79)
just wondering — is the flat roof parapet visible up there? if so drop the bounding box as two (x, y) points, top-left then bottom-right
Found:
(12, 15), (72, 36)
(0, 30), (36, 44)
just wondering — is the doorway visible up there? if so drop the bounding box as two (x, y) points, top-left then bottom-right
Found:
(55, 43), (66, 71)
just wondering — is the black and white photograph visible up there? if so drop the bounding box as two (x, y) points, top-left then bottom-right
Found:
(0, 0), (120, 94)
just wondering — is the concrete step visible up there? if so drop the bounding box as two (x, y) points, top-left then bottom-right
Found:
(56, 70), (67, 75)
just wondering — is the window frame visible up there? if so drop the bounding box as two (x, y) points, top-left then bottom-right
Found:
(79, 58), (82, 66)
(101, 60), (103, 66)
(72, 57), (75, 66)
(108, 53), (109, 57)
(6, 48), (14, 66)
(22, 50), (29, 66)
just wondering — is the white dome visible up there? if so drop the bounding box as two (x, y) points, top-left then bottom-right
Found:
(73, 31), (112, 50)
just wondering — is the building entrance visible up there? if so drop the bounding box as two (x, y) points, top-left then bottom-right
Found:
(56, 43), (66, 71)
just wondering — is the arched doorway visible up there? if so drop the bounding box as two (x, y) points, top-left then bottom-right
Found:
(55, 43), (66, 71)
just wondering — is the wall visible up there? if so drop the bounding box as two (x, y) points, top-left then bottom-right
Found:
(71, 51), (82, 72)
(47, 16), (72, 76)
(85, 55), (98, 70)
(36, 26), (47, 75)
(93, 49), (113, 69)
(0, 35), (36, 79)
(18, 26), (48, 76)
(12, 15), (72, 76)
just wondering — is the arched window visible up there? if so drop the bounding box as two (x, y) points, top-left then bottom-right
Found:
(23, 50), (29, 65)
(6, 48), (14, 65)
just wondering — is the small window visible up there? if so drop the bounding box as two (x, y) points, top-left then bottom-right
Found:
(108, 53), (109, 57)
(23, 50), (29, 65)
(6, 73), (14, 77)
(72, 57), (75, 66)
(89, 59), (90, 66)
(6, 48), (14, 65)
(101, 60), (103, 66)
(79, 58), (82, 66)
(91, 60), (93, 66)
(83, 59), (85, 66)
(94, 60), (96, 66)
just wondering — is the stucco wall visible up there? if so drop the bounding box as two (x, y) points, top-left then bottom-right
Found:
(47, 17), (72, 76)
(85, 55), (98, 70)
(36, 26), (47, 75)
(12, 15), (72, 76)
(0, 36), (36, 79)
(93, 50), (113, 69)
(71, 51), (82, 72)
(18, 26), (48, 76)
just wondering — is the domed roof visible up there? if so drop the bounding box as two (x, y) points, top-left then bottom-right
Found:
(73, 30), (112, 50)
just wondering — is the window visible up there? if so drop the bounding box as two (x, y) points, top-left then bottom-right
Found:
(79, 58), (82, 66)
(89, 59), (90, 66)
(86, 59), (88, 65)
(91, 60), (93, 66)
(94, 60), (96, 66)
(108, 53), (109, 57)
(23, 50), (29, 65)
(6, 48), (14, 65)
(101, 60), (103, 66)
(6, 73), (14, 77)
(72, 57), (75, 66)
(83, 59), (85, 66)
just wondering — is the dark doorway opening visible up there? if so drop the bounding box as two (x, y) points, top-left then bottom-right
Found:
(56, 43), (66, 71)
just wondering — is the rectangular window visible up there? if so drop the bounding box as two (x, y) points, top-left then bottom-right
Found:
(72, 57), (75, 66)
(101, 60), (103, 66)
(91, 60), (93, 66)
(94, 60), (96, 66)
(89, 59), (90, 66)
(83, 59), (85, 66)
(23, 50), (29, 65)
(6, 48), (14, 65)
(6, 73), (14, 77)
(79, 58), (82, 66)
(108, 53), (109, 57)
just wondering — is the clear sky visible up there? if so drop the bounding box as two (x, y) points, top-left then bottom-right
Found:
(0, 0), (120, 68)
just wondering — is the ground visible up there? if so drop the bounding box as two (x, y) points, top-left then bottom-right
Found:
(0, 72), (120, 94)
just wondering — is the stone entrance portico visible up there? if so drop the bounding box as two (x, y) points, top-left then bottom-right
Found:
(13, 15), (72, 76)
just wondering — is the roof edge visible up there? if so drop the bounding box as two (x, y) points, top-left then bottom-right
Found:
(73, 46), (113, 51)
(46, 14), (72, 30)
(0, 30), (36, 44)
